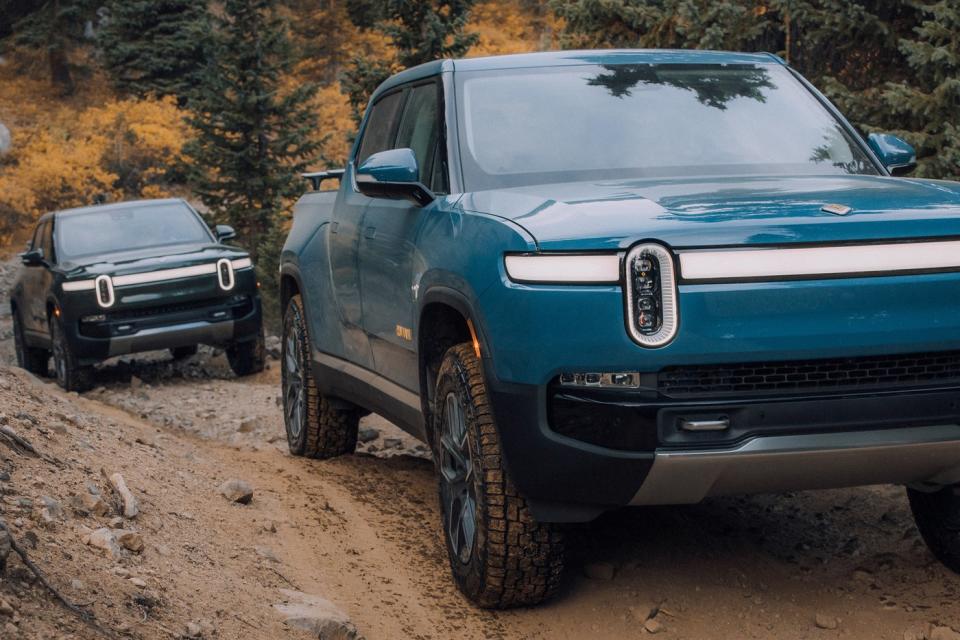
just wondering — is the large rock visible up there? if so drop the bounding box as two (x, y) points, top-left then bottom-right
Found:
(85, 528), (122, 559)
(107, 473), (139, 518)
(79, 490), (111, 517)
(219, 479), (253, 504)
(116, 530), (144, 553)
(931, 627), (960, 640)
(265, 335), (282, 359)
(357, 427), (379, 444)
(274, 589), (360, 640)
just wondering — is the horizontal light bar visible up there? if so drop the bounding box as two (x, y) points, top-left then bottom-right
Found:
(61, 258), (253, 292)
(62, 280), (95, 292)
(504, 254), (620, 283)
(680, 240), (960, 282)
(114, 263), (216, 286)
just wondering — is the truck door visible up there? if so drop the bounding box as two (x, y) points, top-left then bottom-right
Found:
(329, 89), (405, 369)
(359, 79), (447, 392)
(22, 220), (52, 336)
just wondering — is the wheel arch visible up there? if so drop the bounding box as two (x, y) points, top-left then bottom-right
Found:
(279, 266), (302, 315)
(417, 287), (490, 444)
(45, 296), (60, 326)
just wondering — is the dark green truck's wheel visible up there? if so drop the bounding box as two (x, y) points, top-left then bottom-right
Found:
(12, 310), (49, 376)
(282, 295), (360, 458)
(433, 343), (564, 609)
(227, 329), (265, 376)
(50, 315), (91, 392)
(908, 485), (960, 572)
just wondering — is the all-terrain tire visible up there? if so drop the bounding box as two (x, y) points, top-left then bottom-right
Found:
(170, 345), (198, 360)
(227, 329), (265, 377)
(908, 485), (960, 573)
(50, 314), (92, 392)
(433, 343), (564, 609)
(282, 294), (360, 458)
(12, 309), (49, 376)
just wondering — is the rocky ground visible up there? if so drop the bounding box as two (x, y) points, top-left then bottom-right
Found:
(1, 253), (960, 639)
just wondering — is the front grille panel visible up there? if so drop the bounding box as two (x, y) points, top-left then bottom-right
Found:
(658, 350), (960, 398)
(107, 298), (220, 320)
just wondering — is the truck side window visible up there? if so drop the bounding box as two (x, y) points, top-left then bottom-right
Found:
(41, 218), (55, 263)
(356, 90), (405, 166)
(29, 222), (44, 253)
(395, 82), (448, 194)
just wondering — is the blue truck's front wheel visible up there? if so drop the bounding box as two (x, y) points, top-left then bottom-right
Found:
(433, 343), (565, 608)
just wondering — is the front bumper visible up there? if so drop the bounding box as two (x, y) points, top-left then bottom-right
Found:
(486, 368), (960, 522)
(477, 264), (960, 521)
(630, 424), (960, 505)
(63, 289), (262, 365)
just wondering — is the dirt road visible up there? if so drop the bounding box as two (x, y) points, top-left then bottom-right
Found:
(1, 254), (960, 639)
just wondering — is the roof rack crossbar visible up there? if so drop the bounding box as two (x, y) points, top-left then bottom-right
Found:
(302, 169), (345, 192)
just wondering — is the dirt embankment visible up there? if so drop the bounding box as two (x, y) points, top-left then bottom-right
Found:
(1, 253), (960, 639)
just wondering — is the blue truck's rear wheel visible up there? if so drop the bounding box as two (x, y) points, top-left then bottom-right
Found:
(908, 485), (960, 573)
(433, 343), (565, 608)
(282, 295), (359, 458)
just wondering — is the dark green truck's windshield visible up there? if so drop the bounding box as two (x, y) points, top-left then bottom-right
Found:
(456, 63), (878, 190)
(57, 202), (212, 259)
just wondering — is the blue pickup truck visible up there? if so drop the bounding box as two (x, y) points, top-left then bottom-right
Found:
(279, 50), (960, 608)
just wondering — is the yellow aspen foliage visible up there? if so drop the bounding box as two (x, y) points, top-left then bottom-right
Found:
(468, 0), (559, 57)
(312, 84), (355, 166)
(0, 96), (188, 241)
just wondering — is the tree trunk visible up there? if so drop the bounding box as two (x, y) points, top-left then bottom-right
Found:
(48, 0), (74, 95)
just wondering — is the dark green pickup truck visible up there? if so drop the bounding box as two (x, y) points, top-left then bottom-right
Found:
(9, 198), (264, 390)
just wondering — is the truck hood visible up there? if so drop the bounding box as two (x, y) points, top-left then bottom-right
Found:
(458, 175), (960, 251)
(59, 243), (249, 278)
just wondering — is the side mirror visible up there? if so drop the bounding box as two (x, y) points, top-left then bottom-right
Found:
(215, 224), (236, 242)
(868, 133), (917, 176)
(355, 148), (435, 207)
(19, 248), (44, 266)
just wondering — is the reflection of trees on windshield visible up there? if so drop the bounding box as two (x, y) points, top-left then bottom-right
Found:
(809, 128), (872, 174)
(587, 64), (775, 110)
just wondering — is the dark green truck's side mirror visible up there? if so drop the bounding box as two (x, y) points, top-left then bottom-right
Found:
(868, 133), (917, 176)
(19, 248), (44, 266)
(215, 224), (236, 242)
(355, 148), (435, 207)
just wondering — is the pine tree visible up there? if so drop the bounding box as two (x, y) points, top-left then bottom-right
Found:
(98, 0), (211, 103)
(185, 0), (321, 321)
(874, 0), (960, 179)
(342, 0), (479, 124)
(548, 0), (959, 180)
(5, 0), (98, 94)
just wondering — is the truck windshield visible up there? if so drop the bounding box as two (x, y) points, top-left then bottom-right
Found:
(57, 202), (213, 259)
(456, 63), (879, 191)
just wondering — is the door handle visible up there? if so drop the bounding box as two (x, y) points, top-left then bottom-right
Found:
(364, 226), (376, 239)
